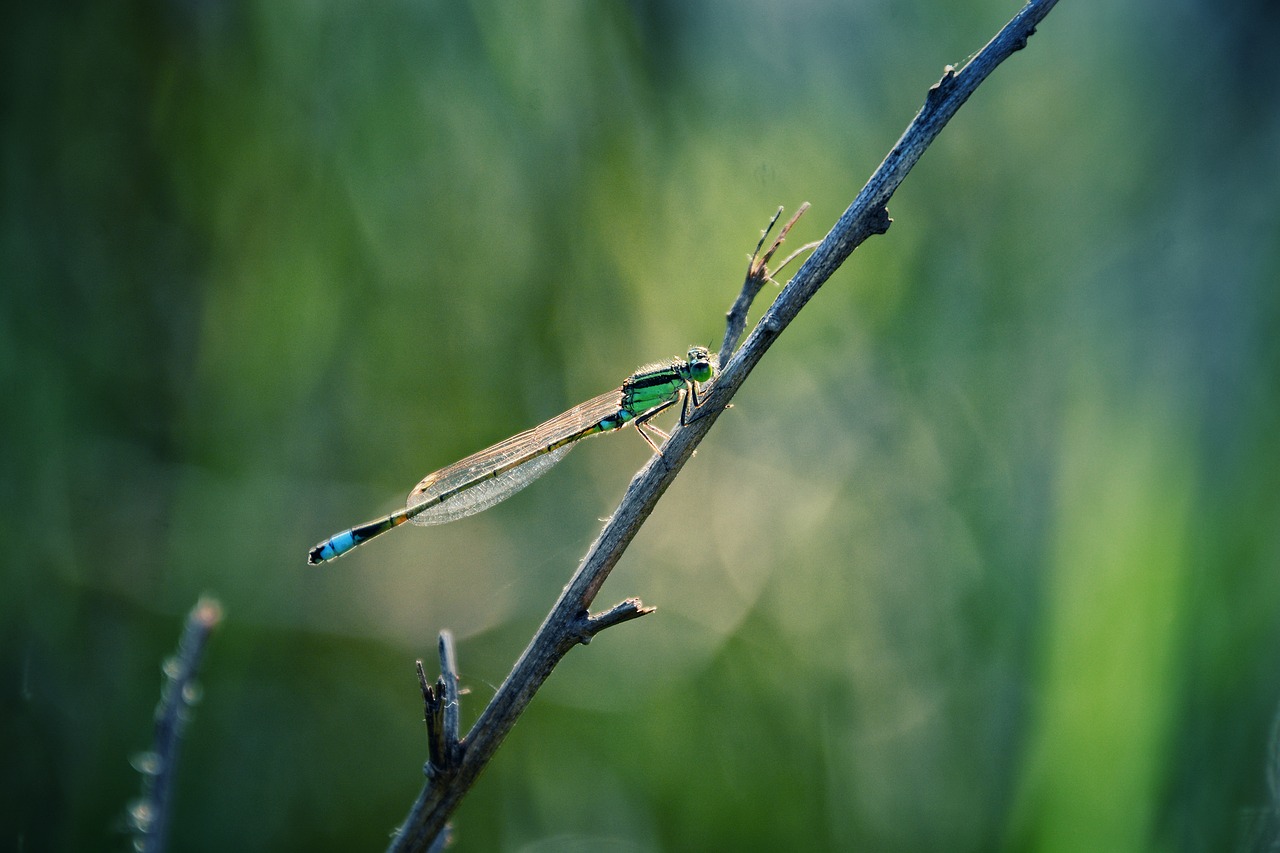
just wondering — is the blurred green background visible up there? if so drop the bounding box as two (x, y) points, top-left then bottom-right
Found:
(4, 0), (1278, 850)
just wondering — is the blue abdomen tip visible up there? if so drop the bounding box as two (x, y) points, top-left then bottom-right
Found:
(308, 529), (356, 565)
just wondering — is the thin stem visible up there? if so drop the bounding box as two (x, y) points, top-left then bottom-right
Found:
(129, 597), (223, 853)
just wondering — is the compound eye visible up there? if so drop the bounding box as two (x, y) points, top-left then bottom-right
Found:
(683, 346), (714, 382)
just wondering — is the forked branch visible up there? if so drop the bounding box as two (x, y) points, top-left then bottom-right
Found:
(389, 1), (1059, 849)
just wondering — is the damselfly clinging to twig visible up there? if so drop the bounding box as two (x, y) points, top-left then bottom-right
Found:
(308, 346), (716, 565)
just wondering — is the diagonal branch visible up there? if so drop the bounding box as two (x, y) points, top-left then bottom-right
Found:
(388, 1), (1059, 849)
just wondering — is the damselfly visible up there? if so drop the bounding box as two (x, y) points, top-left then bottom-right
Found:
(307, 346), (716, 564)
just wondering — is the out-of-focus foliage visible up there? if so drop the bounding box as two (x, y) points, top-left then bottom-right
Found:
(3, 1), (1278, 850)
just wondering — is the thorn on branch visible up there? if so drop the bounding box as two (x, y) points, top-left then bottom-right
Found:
(927, 65), (959, 105)
(871, 207), (892, 235)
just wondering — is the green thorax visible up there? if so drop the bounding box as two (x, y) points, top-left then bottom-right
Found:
(618, 346), (714, 418)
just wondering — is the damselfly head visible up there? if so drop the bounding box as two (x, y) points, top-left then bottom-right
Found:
(685, 346), (714, 383)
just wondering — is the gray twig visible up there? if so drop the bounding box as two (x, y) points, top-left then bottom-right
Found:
(389, 1), (1059, 849)
(128, 596), (223, 853)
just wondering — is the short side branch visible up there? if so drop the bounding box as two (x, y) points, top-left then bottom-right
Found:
(720, 203), (814, 366)
(575, 598), (657, 644)
(419, 631), (462, 782)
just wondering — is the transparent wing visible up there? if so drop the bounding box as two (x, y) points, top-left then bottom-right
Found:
(406, 388), (624, 526)
(409, 444), (573, 525)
